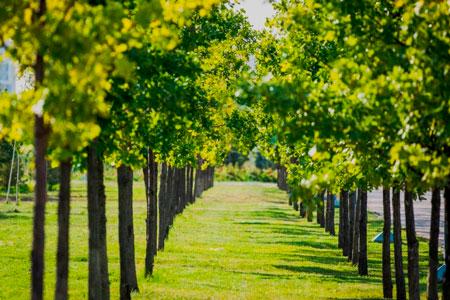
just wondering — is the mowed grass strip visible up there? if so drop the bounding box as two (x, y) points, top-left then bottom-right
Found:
(0, 181), (431, 299)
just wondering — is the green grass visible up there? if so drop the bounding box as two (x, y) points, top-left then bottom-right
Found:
(0, 181), (436, 299)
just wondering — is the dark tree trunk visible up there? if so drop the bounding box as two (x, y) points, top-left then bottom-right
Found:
(341, 190), (349, 257)
(117, 165), (138, 300)
(352, 190), (361, 265)
(404, 189), (420, 300)
(348, 191), (356, 261)
(427, 188), (441, 300)
(444, 185), (450, 299)
(55, 159), (72, 300)
(327, 192), (335, 235)
(300, 202), (306, 217)
(87, 142), (110, 300)
(338, 191), (344, 249)
(358, 190), (368, 275)
(31, 1), (49, 297)
(32, 114), (49, 300)
(144, 149), (158, 277)
(382, 188), (393, 298)
(325, 191), (331, 232)
(317, 191), (325, 227)
(158, 163), (168, 250)
(392, 188), (406, 300)
(293, 200), (299, 211)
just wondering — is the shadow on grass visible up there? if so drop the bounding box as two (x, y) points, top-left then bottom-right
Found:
(273, 264), (381, 284)
(0, 210), (30, 220)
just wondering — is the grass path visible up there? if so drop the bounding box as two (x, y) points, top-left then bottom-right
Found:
(0, 181), (431, 299)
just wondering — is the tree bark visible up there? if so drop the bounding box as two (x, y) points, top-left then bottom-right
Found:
(144, 150), (158, 276)
(358, 190), (368, 275)
(31, 1), (49, 298)
(444, 185), (450, 299)
(299, 202), (306, 217)
(382, 187), (393, 298)
(392, 188), (406, 300)
(352, 190), (361, 265)
(158, 163), (167, 250)
(348, 191), (356, 261)
(55, 159), (72, 300)
(327, 192), (335, 235)
(338, 191), (344, 249)
(317, 191), (325, 227)
(87, 142), (110, 300)
(325, 191), (331, 232)
(117, 165), (138, 300)
(427, 188), (441, 300)
(404, 189), (420, 300)
(341, 190), (349, 257)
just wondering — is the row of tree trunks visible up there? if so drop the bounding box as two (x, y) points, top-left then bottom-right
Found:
(158, 160), (215, 256)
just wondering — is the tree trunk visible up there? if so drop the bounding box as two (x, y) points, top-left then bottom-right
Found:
(325, 191), (331, 232)
(341, 190), (349, 257)
(317, 191), (325, 227)
(87, 142), (110, 300)
(158, 163), (168, 250)
(404, 189), (420, 300)
(55, 159), (72, 300)
(338, 191), (344, 249)
(117, 165), (138, 300)
(327, 192), (335, 235)
(427, 188), (441, 300)
(144, 150), (158, 276)
(348, 191), (356, 262)
(358, 190), (368, 275)
(382, 187), (393, 298)
(392, 188), (406, 300)
(300, 202), (306, 217)
(31, 1), (49, 296)
(352, 190), (361, 265)
(444, 185), (450, 299)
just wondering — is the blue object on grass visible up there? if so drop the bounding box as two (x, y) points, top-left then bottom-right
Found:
(372, 232), (394, 243)
(437, 264), (446, 283)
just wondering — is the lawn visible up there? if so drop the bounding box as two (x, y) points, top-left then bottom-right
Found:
(0, 181), (434, 299)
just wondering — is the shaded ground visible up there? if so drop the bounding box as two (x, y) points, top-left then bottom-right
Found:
(0, 181), (433, 299)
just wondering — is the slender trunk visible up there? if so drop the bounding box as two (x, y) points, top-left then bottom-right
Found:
(87, 142), (109, 300)
(300, 202), (306, 217)
(348, 191), (356, 261)
(352, 190), (361, 265)
(404, 189), (420, 300)
(55, 159), (72, 300)
(444, 185), (450, 299)
(342, 190), (349, 257)
(427, 188), (441, 300)
(293, 200), (299, 211)
(338, 191), (344, 249)
(392, 188), (406, 300)
(325, 191), (331, 232)
(117, 165), (138, 300)
(145, 150), (158, 276)
(319, 191), (325, 227)
(327, 193), (335, 235)
(158, 163), (168, 250)
(358, 190), (368, 275)
(382, 188), (393, 298)
(31, 1), (48, 298)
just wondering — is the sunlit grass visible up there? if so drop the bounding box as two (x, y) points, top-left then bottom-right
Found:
(0, 181), (435, 299)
